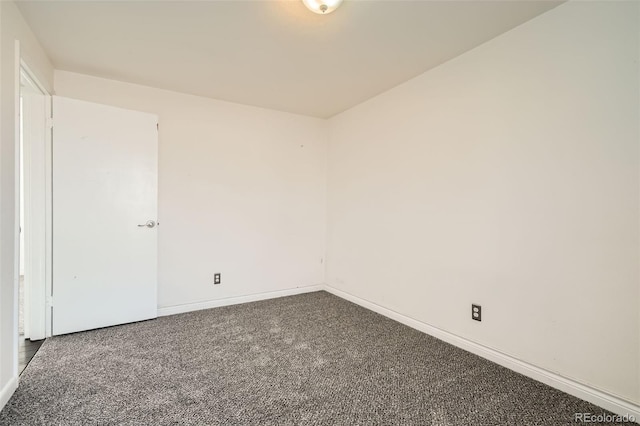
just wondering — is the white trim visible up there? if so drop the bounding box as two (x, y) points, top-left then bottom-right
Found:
(0, 376), (18, 412)
(19, 63), (50, 341)
(12, 40), (21, 379)
(44, 90), (52, 338)
(157, 285), (324, 317)
(18, 60), (53, 339)
(323, 284), (640, 423)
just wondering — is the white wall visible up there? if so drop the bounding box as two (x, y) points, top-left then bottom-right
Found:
(326, 1), (639, 405)
(3, 0), (638, 416)
(54, 71), (327, 311)
(0, 0), (53, 407)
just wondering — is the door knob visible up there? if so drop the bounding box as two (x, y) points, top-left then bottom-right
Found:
(137, 220), (156, 228)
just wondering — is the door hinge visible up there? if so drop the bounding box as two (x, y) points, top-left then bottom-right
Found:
(46, 118), (53, 129)
(46, 295), (53, 307)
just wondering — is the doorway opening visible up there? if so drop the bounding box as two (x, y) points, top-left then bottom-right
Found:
(18, 64), (50, 373)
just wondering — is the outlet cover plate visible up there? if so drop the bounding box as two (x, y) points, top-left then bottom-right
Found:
(472, 304), (481, 321)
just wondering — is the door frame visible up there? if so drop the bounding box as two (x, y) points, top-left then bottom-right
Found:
(16, 53), (52, 342)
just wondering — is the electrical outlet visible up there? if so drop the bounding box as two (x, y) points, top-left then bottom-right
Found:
(472, 304), (481, 321)
(214, 273), (221, 285)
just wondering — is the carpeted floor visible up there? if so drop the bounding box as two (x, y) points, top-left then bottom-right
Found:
(0, 291), (623, 425)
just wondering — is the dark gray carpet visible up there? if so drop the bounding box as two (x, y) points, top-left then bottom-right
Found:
(0, 291), (624, 425)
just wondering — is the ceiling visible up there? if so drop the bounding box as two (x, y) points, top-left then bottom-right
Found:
(17, 0), (561, 118)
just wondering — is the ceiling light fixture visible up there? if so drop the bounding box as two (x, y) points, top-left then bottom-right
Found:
(301, 0), (343, 14)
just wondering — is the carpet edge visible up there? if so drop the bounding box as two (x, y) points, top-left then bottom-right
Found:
(323, 284), (640, 423)
(157, 284), (324, 317)
(0, 376), (18, 413)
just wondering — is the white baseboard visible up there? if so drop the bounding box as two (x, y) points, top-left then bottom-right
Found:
(157, 285), (324, 317)
(323, 284), (640, 423)
(155, 282), (639, 421)
(0, 376), (18, 413)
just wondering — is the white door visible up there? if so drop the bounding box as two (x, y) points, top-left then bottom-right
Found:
(52, 96), (158, 335)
